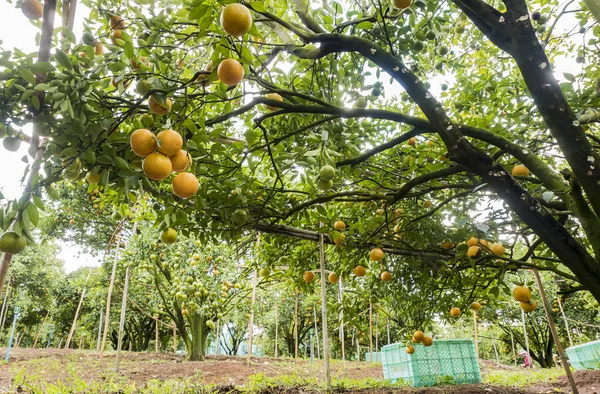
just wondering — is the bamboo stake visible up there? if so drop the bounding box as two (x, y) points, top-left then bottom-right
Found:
(294, 289), (299, 362)
(96, 311), (102, 352)
(215, 319), (220, 355)
(375, 311), (379, 354)
(247, 233), (259, 365)
(386, 319), (390, 345)
(318, 224), (331, 390)
(32, 312), (49, 348)
(557, 297), (574, 348)
(369, 302), (373, 362)
(338, 279), (345, 365)
(510, 330), (517, 366)
(0, 278), (11, 333)
(313, 307), (320, 359)
(116, 230), (134, 373)
(78, 333), (84, 349)
(532, 268), (578, 394)
(492, 336), (500, 365)
(65, 270), (92, 348)
(100, 229), (122, 357)
(473, 310), (479, 360)
(521, 308), (531, 368)
(356, 335), (360, 362)
(274, 301), (279, 358)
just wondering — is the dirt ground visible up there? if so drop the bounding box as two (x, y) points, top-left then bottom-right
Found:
(0, 348), (598, 393)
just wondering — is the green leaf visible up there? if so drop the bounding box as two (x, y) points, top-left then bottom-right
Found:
(21, 69), (36, 86)
(26, 202), (39, 226)
(355, 21), (373, 30)
(249, 2), (265, 12)
(114, 157), (130, 170)
(30, 62), (55, 73)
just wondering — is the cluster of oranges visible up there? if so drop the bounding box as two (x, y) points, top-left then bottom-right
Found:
(513, 285), (537, 313)
(130, 128), (199, 199)
(465, 237), (505, 259)
(406, 330), (433, 354)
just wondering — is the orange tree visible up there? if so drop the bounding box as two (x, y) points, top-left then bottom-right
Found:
(1, 0), (600, 314)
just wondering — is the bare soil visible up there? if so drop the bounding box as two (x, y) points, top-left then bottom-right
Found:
(0, 348), (598, 393)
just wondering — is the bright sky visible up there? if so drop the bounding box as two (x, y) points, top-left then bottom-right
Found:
(0, 1), (98, 273)
(0, 2), (583, 272)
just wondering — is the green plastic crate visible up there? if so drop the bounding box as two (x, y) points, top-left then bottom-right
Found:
(566, 339), (600, 370)
(364, 352), (382, 362)
(381, 339), (481, 387)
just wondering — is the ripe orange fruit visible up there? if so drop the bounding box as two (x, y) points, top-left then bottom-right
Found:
(156, 129), (183, 156)
(512, 164), (529, 177)
(95, 42), (104, 55)
(412, 330), (424, 343)
(265, 93), (283, 111)
(490, 243), (505, 256)
(422, 336), (433, 346)
(467, 246), (481, 258)
(424, 200), (432, 208)
(333, 232), (345, 245)
(217, 58), (244, 86)
(148, 96), (172, 115)
(406, 345), (415, 354)
(466, 237), (478, 247)
(513, 286), (532, 303)
(110, 15), (127, 30)
(408, 137), (416, 146)
(471, 302), (481, 312)
(220, 3), (253, 36)
(328, 272), (339, 283)
(520, 300), (537, 313)
(392, 0), (413, 9)
(334, 220), (346, 230)
(130, 129), (157, 157)
(21, 0), (43, 20)
(111, 77), (131, 89)
(370, 248), (384, 261)
(441, 240), (454, 249)
(479, 239), (489, 247)
(353, 265), (366, 277)
(450, 307), (461, 317)
(131, 56), (149, 69)
(196, 61), (213, 87)
(381, 271), (392, 282)
(143, 152), (172, 180)
(110, 29), (124, 45)
(170, 150), (191, 172)
(172, 172), (199, 198)
(303, 271), (315, 282)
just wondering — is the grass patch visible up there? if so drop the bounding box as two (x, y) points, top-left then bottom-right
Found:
(483, 367), (565, 386)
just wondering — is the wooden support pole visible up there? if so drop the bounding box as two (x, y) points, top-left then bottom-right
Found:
(473, 310), (479, 360)
(557, 297), (574, 348)
(274, 301), (279, 359)
(369, 302), (373, 362)
(356, 335), (360, 362)
(65, 270), (92, 349)
(532, 268), (578, 394)
(294, 289), (299, 362)
(386, 319), (390, 345)
(100, 229), (122, 357)
(318, 225), (331, 390)
(375, 311), (379, 354)
(32, 312), (49, 349)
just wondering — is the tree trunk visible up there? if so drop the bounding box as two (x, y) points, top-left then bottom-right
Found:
(189, 313), (208, 361)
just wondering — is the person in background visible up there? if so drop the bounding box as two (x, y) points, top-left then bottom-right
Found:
(519, 350), (533, 368)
